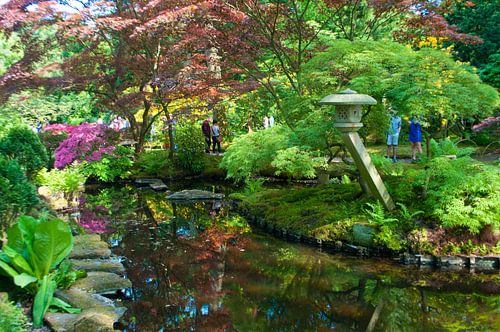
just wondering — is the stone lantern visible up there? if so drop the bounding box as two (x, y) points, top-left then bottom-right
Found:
(320, 89), (395, 210)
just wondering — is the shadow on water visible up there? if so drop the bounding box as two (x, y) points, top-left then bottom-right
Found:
(76, 184), (500, 332)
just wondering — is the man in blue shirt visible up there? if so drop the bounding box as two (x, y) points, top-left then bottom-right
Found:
(386, 107), (402, 162)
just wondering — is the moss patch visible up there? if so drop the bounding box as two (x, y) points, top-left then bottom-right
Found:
(233, 183), (368, 241)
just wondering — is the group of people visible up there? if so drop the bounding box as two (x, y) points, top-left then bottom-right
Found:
(202, 117), (221, 155)
(107, 116), (130, 131)
(263, 115), (275, 129)
(386, 107), (423, 162)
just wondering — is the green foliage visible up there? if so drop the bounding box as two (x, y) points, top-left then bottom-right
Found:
(445, 0), (500, 88)
(175, 123), (206, 174)
(0, 216), (77, 327)
(81, 146), (134, 182)
(243, 178), (265, 195)
(2, 90), (97, 126)
(136, 150), (173, 177)
(397, 157), (500, 234)
(0, 32), (22, 75)
(0, 156), (39, 232)
(271, 147), (319, 179)
(0, 127), (48, 179)
(365, 202), (403, 251)
(38, 131), (68, 167)
(35, 165), (87, 199)
(220, 125), (291, 180)
(0, 293), (29, 332)
(429, 138), (475, 158)
(236, 184), (365, 240)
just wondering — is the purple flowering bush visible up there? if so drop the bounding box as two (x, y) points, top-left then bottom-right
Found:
(54, 123), (120, 169)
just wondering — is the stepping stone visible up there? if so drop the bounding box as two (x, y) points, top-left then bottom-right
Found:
(167, 189), (224, 201)
(70, 239), (111, 259)
(69, 258), (126, 275)
(71, 272), (132, 294)
(45, 306), (127, 332)
(74, 234), (102, 244)
(55, 289), (116, 310)
(149, 180), (168, 190)
(135, 178), (161, 184)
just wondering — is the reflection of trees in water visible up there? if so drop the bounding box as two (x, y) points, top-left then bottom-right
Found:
(112, 194), (242, 331)
(83, 187), (499, 331)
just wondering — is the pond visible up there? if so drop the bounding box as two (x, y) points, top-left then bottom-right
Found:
(77, 183), (500, 332)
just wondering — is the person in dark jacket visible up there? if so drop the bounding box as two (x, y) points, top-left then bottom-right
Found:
(202, 117), (212, 153)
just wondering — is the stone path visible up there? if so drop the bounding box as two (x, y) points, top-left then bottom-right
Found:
(45, 234), (131, 331)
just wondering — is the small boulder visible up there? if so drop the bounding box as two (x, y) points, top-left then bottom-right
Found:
(167, 189), (224, 201)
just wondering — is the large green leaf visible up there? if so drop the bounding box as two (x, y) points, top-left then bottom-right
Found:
(14, 273), (37, 288)
(7, 216), (40, 256)
(2, 246), (34, 275)
(32, 275), (57, 328)
(28, 220), (73, 278)
(0, 259), (19, 278)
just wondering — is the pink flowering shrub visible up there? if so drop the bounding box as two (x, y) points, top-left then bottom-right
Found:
(77, 198), (113, 233)
(54, 123), (120, 169)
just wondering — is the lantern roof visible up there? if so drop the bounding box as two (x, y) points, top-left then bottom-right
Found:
(319, 89), (377, 106)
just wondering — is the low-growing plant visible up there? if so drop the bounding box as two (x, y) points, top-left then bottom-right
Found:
(175, 123), (206, 174)
(365, 202), (403, 251)
(429, 138), (475, 158)
(0, 126), (48, 179)
(35, 165), (87, 202)
(0, 293), (29, 332)
(243, 178), (265, 195)
(0, 216), (81, 327)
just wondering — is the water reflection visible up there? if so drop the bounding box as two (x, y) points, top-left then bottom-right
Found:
(78, 186), (500, 332)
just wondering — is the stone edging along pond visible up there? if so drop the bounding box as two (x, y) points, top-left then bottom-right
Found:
(233, 203), (500, 272)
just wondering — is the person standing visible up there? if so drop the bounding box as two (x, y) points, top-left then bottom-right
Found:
(269, 115), (274, 128)
(211, 120), (221, 155)
(408, 115), (423, 161)
(202, 117), (212, 153)
(263, 115), (269, 129)
(386, 107), (402, 162)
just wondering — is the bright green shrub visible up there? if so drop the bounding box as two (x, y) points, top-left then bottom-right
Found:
(220, 125), (291, 180)
(0, 127), (48, 179)
(35, 165), (87, 200)
(271, 147), (322, 179)
(81, 146), (134, 182)
(136, 150), (173, 177)
(399, 157), (499, 234)
(175, 123), (206, 174)
(0, 156), (39, 232)
(0, 293), (29, 332)
(429, 138), (475, 158)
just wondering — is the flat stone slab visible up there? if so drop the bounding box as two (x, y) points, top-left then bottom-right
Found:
(71, 272), (132, 294)
(149, 181), (168, 190)
(69, 258), (125, 275)
(45, 306), (127, 332)
(74, 234), (102, 244)
(167, 189), (224, 201)
(70, 239), (111, 259)
(55, 289), (115, 310)
(135, 178), (161, 184)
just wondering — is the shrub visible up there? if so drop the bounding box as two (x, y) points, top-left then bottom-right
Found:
(81, 146), (134, 182)
(136, 150), (173, 177)
(429, 138), (475, 158)
(220, 125), (291, 180)
(0, 126), (48, 179)
(0, 156), (39, 232)
(0, 293), (29, 332)
(397, 157), (499, 234)
(38, 131), (68, 167)
(34, 165), (87, 201)
(271, 147), (323, 179)
(54, 123), (119, 169)
(175, 123), (206, 174)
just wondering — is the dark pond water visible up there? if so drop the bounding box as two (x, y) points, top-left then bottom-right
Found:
(77, 184), (500, 332)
